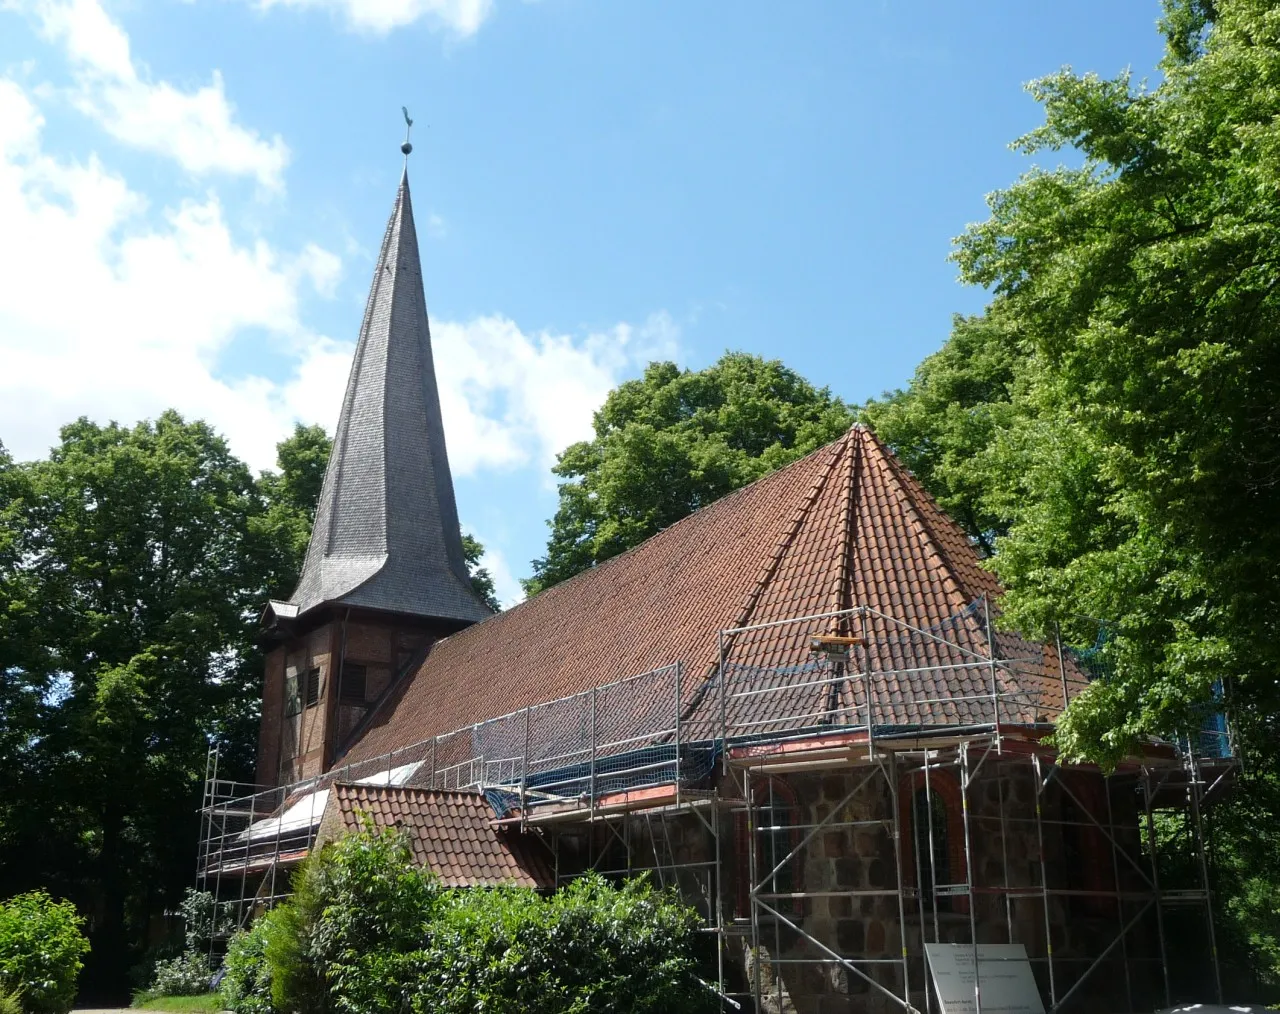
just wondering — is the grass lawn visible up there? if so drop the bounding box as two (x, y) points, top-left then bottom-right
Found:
(132, 994), (223, 1013)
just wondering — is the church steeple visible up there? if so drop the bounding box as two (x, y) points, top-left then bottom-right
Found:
(257, 146), (489, 787)
(271, 165), (491, 627)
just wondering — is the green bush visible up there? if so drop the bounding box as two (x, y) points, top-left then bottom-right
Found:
(220, 914), (277, 1014)
(224, 821), (712, 1014)
(0, 891), (90, 1014)
(417, 875), (711, 1014)
(0, 986), (22, 1014)
(148, 951), (212, 998)
(268, 820), (440, 1014)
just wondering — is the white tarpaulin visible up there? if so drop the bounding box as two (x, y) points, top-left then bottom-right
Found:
(238, 762), (422, 843)
(242, 788), (329, 842)
(354, 761), (421, 786)
(924, 943), (1045, 1014)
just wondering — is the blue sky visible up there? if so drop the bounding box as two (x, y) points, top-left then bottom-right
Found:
(0, 0), (1167, 604)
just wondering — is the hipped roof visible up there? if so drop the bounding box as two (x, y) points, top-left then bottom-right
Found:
(340, 425), (1085, 767)
(328, 784), (553, 888)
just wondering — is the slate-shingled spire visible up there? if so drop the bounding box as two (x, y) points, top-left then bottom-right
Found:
(272, 168), (491, 625)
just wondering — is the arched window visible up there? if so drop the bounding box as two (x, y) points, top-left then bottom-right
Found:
(737, 777), (802, 917)
(899, 770), (967, 915)
(912, 786), (950, 906)
(757, 779), (797, 903)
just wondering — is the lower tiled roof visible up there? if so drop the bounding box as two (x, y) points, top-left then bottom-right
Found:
(326, 783), (553, 888)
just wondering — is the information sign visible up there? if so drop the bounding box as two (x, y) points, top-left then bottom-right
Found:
(923, 943), (1046, 1014)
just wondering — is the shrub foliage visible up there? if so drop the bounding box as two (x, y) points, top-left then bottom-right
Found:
(147, 952), (212, 999)
(220, 911), (277, 1014)
(221, 822), (713, 1014)
(0, 891), (90, 1014)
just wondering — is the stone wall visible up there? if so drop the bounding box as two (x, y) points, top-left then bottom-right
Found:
(598, 755), (1161, 1014)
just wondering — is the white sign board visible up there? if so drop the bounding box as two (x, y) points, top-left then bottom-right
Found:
(924, 944), (1046, 1014)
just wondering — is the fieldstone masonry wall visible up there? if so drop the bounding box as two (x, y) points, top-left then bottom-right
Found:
(607, 756), (1159, 1014)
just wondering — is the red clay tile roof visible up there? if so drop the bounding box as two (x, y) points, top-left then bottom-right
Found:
(327, 783), (553, 888)
(338, 425), (1086, 768)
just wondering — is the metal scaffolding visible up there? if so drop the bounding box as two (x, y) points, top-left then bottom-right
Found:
(199, 597), (1235, 1011)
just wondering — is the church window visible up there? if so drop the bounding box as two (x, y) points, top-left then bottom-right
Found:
(900, 770), (966, 914)
(912, 786), (950, 906)
(738, 777), (801, 917)
(304, 667), (321, 708)
(284, 670), (301, 717)
(340, 664), (367, 705)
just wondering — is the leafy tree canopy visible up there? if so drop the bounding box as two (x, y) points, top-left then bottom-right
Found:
(0, 413), (278, 985)
(865, 0), (1280, 988)
(868, 0), (1280, 763)
(526, 352), (856, 593)
(0, 414), (495, 994)
(952, 0), (1280, 764)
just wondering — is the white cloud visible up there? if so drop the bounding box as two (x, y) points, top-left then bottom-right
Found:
(471, 538), (522, 609)
(255, 0), (493, 35)
(18, 0), (288, 188)
(433, 311), (679, 477)
(0, 71), (678, 482)
(0, 76), (337, 470)
(294, 243), (343, 298)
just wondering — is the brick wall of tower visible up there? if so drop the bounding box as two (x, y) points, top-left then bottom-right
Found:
(256, 612), (437, 788)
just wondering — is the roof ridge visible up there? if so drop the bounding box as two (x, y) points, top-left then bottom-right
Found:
(333, 782), (487, 800)
(721, 432), (849, 649)
(858, 429), (978, 618)
(825, 426), (861, 635)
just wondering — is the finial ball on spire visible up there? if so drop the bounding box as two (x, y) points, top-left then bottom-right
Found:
(401, 106), (414, 159)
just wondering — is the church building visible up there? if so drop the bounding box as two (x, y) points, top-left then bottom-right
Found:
(200, 153), (1232, 1014)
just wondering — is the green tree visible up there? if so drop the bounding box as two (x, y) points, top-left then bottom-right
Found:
(526, 352), (856, 594)
(951, 0), (1280, 762)
(0, 443), (51, 865)
(871, 0), (1280, 990)
(0, 414), (266, 981)
(861, 310), (1021, 555)
(461, 534), (500, 612)
(0, 415), (326, 994)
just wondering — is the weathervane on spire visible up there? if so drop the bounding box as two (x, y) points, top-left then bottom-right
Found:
(401, 106), (414, 158)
